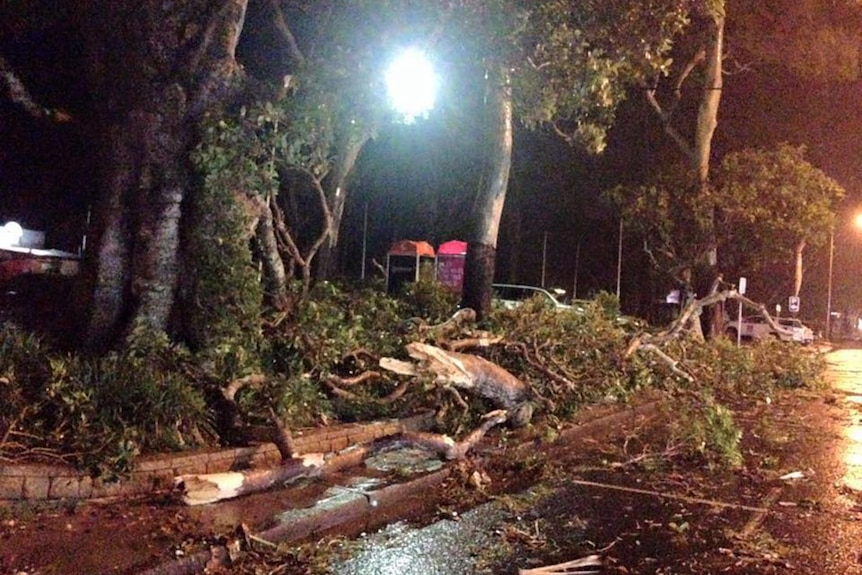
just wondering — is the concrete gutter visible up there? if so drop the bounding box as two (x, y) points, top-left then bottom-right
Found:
(137, 397), (660, 575)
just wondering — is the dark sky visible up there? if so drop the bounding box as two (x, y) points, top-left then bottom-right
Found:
(1, 5), (860, 319)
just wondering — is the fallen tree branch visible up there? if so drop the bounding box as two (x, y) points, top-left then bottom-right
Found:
(328, 371), (382, 386)
(447, 333), (504, 352)
(625, 288), (794, 360)
(569, 478), (771, 513)
(505, 341), (575, 391)
(381, 342), (533, 427)
(268, 407), (296, 460)
(405, 342), (529, 411)
(174, 454), (325, 505)
(223, 374), (267, 403)
(519, 554), (603, 575)
(398, 409), (509, 460)
(415, 308), (477, 341)
(637, 343), (694, 382)
(323, 375), (412, 405)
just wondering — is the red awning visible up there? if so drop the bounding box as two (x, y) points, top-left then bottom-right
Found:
(437, 240), (467, 256)
(387, 240), (436, 257)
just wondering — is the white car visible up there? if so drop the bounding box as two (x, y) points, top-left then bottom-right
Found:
(725, 315), (814, 344)
(492, 284), (571, 310)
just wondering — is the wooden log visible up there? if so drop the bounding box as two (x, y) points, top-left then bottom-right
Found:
(381, 342), (533, 426)
(407, 343), (528, 408)
(174, 453), (325, 506)
(410, 342), (533, 424)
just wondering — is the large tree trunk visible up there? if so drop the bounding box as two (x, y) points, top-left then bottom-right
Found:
(82, 0), (248, 348)
(315, 129), (370, 281)
(793, 238), (805, 298)
(462, 67), (513, 320)
(645, 7), (725, 338)
(695, 11), (725, 337)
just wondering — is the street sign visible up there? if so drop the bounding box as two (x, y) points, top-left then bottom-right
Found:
(788, 296), (800, 313)
(738, 277), (747, 295)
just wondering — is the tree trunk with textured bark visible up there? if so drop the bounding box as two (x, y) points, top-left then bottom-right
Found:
(315, 129), (370, 281)
(254, 196), (289, 308)
(793, 238), (805, 298)
(645, 7), (725, 338)
(462, 67), (513, 320)
(82, 0), (248, 349)
(696, 11), (725, 337)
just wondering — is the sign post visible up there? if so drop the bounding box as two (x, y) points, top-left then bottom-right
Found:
(788, 296), (800, 314)
(737, 277), (747, 346)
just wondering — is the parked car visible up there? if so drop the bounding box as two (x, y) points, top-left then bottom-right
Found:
(492, 284), (571, 310)
(725, 315), (814, 344)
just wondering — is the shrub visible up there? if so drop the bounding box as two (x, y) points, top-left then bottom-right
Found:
(0, 324), (213, 477)
(664, 394), (743, 468)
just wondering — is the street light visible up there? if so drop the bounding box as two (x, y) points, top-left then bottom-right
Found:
(826, 213), (862, 339)
(385, 47), (438, 123)
(0, 221), (23, 248)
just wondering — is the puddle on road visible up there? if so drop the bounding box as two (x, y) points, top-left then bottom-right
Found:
(364, 446), (445, 474)
(330, 503), (510, 575)
(825, 349), (862, 494)
(274, 447), (444, 525)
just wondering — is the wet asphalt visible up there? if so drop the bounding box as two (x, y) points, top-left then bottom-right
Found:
(326, 347), (862, 575)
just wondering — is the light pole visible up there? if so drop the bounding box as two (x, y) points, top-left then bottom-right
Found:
(826, 212), (862, 340)
(616, 218), (623, 297)
(826, 228), (834, 339)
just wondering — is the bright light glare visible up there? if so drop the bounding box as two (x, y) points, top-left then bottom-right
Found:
(385, 48), (437, 123)
(0, 221), (23, 248)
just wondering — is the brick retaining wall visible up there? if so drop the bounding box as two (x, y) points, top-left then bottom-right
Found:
(0, 413), (434, 501)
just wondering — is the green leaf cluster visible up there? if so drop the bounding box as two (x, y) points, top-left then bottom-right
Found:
(0, 325), (212, 477)
(187, 109), (273, 379)
(485, 294), (655, 417)
(655, 336), (827, 467)
(716, 142), (844, 271)
(513, 0), (691, 151)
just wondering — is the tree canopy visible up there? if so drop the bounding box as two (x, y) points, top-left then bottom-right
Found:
(609, 143), (845, 302)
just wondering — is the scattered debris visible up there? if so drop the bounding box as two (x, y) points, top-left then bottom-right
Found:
(518, 553), (603, 574)
(779, 470), (805, 481)
(568, 479), (770, 513)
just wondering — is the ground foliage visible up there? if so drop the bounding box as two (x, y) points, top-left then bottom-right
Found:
(0, 280), (827, 475)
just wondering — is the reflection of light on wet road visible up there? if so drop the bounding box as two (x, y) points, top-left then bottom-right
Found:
(332, 506), (508, 575)
(827, 350), (862, 493)
(843, 426), (862, 492)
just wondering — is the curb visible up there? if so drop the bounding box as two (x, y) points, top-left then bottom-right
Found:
(137, 398), (661, 575)
(0, 413), (435, 502)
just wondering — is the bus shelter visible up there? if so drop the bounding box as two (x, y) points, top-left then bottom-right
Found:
(385, 240), (436, 294)
(436, 240), (467, 292)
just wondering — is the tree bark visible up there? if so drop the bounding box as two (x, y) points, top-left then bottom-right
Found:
(381, 342), (533, 427)
(645, 8), (725, 338)
(694, 11), (725, 337)
(315, 129), (370, 280)
(254, 196), (289, 308)
(175, 454), (325, 505)
(462, 66), (513, 320)
(793, 238), (805, 297)
(0, 55), (71, 122)
(82, 0), (249, 348)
